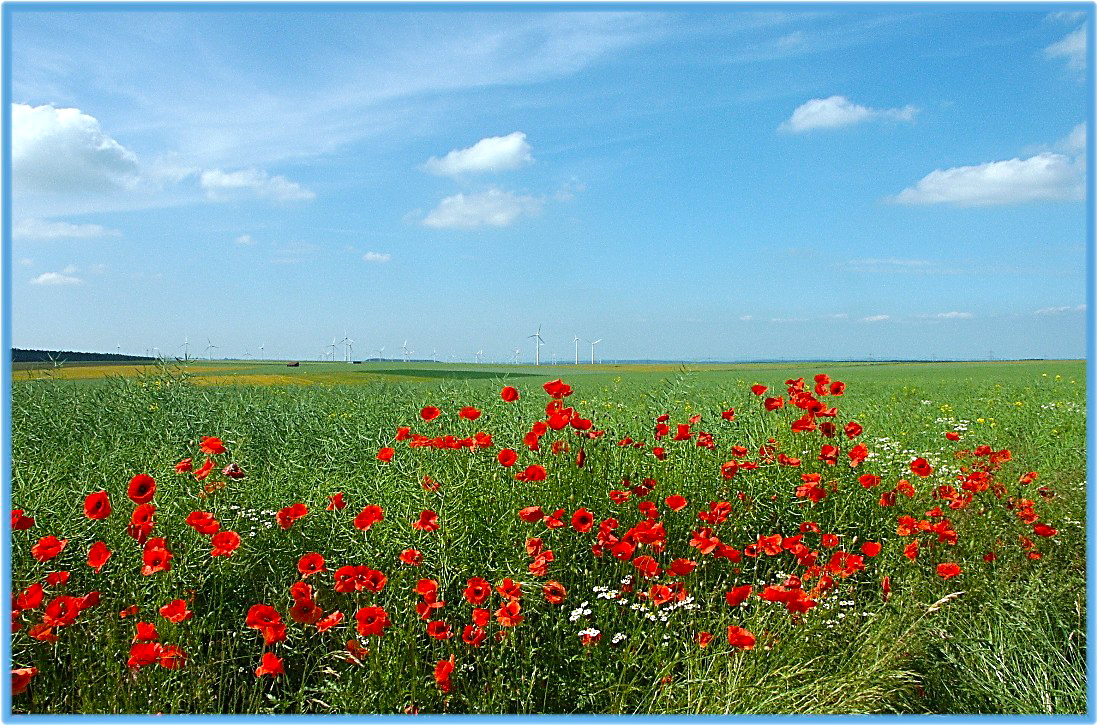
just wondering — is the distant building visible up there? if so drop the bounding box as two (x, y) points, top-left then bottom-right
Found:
(286, 361), (300, 367)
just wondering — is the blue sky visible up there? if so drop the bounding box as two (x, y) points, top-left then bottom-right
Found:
(7, 5), (1091, 362)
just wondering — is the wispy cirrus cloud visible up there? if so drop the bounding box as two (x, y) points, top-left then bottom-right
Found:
(861, 314), (890, 323)
(1034, 304), (1086, 315)
(363, 252), (391, 263)
(13, 217), (121, 241)
(1045, 25), (1086, 70)
(779, 95), (916, 133)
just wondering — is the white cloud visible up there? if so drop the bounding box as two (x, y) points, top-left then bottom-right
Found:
(363, 252), (391, 263)
(1057, 123), (1086, 155)
(861, 315), (890, 323)
(61, 264), (77, 275)
(891, 152), (1084, 206)
(1045, 26), (1086, 70)
(936, 311), (973, 319)
(200, 169), (315, 202)
(424, 132), (534, 176)
(12, 103), (140, 194)
(422, 188), (541, 229)
(739, 315), (754, 321)
(30, 271), (82, 286)
(90, 263), (108, 275)
(1035, 304), (1086, 315)
(234, 234), (257, 246)
(779, 95), (917, 133)
(19, 258), (33, 266)
(13, 217), (121, 240)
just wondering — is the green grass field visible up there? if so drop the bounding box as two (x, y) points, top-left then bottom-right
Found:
(8, 360), (1087, 714)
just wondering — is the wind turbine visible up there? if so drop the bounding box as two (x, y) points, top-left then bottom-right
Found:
(551, 352), (557, 365)
(376, 346), (385, 361)
(243, 347), (252, 360)
(182, 336), (190, 361)
(327, 337), (338, 361)
(589, 339), (602, 365)
(346, 339), (354, 362)
(475, 349), (483, 364)
(512, 348), (521, 364)
(431, 348), (437, 363)
(401, 340), (410, 363)
(116, 344), (121, 356)
(573, 335), (580, 365)
(259, 344), (265, 360)
(205, 338), (218, 361)
(340, 331), (353, 363)
(528, 325), (544, 366)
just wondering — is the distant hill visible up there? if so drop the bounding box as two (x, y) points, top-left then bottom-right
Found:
(12, 348), (157, 364)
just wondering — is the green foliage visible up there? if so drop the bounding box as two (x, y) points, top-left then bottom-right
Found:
(9, 361), (1086, 714)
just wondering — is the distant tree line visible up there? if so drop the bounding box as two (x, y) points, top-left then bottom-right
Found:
(12, 348), (156, 363)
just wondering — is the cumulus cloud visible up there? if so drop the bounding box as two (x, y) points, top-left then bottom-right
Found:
(200, 169), (315, 202)
(363, 252), (391, 263)
(30, 271), (82, 286)
(13, 218), (121, 241)
(1056, 123), (1086, 155)
(890, 152), (1084, 206)
(779, 95), (917, 133)
(1045, 26), (1086, 70)
(422, 188), (541, 229)
(936, 311), (973, 319)
(424, 132), (534, 176)
(13, 103), (141, 194)
(861, 315), (890, 323)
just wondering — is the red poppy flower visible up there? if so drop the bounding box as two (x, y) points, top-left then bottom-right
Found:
(141, 545), (172, 576)
(376, 447), (395, 463)
(193, 458), (215, 481)
(462, 624), (487, 647)
(298, 552), (326, 578)
(518, 505), (544, 523)
(495, 448), (519, 468)
(459, 406), (481, 420)
(420, 406), (441, 422)
(210, 530), (240, 557)
(158, 645), (187, 670)
(434, 655), (455, 692)
(200, 436), (227, 455)
(246, 603), (282, 631)
(354, 606), (391, 637)
(185, 511), (220, 535)
(727, 626), (756, 650)
(662, 494), (687, 512)
(667, 558), (697, 577)
(16, 583), (43, 611)
(128, 642), (163, 669)
(910, 458), (934, 477)
(412, 510), (440, 532)
(11, 667), (38, 696)
(11, 510), (35, 530)
(222, 463), (246, 479)
(327, 492), (347, 510)
(542, 580), (567, 604)
(726, 584), (753, 607)
(936, 562), (961, 579)
(31, 535), (67, 563)
(500, 386), (520, 402)
(695, 631), (713, 648)
(859, 541), (882, 557)
(632, 555), (661, 578)
(255, 652), (283, 678)
(83, 491), (111, 520)
(276, 503), (308, 530)
(87, 541), (112, 573)
(751, 384), (767, 396)
(317, 610), (344, 632)
(160, 599), (193, 623)
(464, 577), (491, 606)
(400, 549), (423, 566)
(858, 474), (881, 489)
(496, 578), (523, 601)
(495, 600), (523, 627)
(426, 620), (452, 640)
(133, 621), (159, 642)
(127, 474), (156, 504)
(354, 505), (384, 531)
(515, 464), (547, 482)
(45, 570), (69, 587)
(543, 379), (573, 399)
(174, 458), (193, 473)
(290, 599), (324, 625)
(1033, 523), (1058, 537)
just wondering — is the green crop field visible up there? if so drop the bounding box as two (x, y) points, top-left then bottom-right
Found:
(8, 360), (1087, 714)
